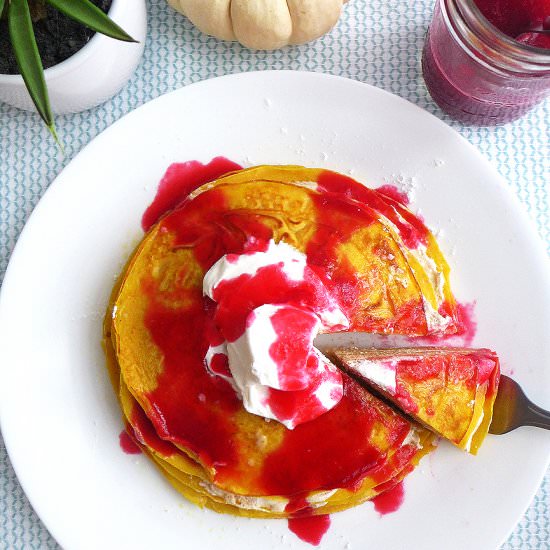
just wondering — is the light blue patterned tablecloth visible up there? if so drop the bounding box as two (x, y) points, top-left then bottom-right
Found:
(0, 0), (548, 548)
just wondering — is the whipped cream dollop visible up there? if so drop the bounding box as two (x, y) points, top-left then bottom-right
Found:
(203, 240), (349, 429)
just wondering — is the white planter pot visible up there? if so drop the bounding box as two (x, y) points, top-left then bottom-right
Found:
(0, 0), (147, 114)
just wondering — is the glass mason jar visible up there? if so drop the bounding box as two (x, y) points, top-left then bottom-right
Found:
(422, 0), (550, 125)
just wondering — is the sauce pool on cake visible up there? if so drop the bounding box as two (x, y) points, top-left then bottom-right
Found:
(413, 301), (477, 347)
(141, 157), (243, 231)
(376, 184), (411, 206)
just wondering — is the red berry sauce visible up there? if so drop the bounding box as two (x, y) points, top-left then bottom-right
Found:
(118, 428), (142, 455)
(372, 481), (405, 515)
(422, 0), (550, 125)
(141, 157), (242, 232)
(288, 515), (331, 546)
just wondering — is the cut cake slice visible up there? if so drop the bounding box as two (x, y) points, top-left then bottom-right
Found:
(329, 347), (500, 454)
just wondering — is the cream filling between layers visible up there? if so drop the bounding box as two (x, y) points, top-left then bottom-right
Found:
(464, 410), (485, 453)
(376, 214), (452, 334)
(198, 481), (289, 513)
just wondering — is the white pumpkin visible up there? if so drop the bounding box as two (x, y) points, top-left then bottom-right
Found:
(168, 0), (348, 50)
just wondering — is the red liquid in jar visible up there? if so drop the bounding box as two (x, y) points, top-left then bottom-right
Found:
(475, 0), (550, 39)
(422, 0), (550, 125)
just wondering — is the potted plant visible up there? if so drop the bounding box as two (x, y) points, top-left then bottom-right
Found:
(0, 0), (147, 138)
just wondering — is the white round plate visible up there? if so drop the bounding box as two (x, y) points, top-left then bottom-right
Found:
(1, 71), (549, 550)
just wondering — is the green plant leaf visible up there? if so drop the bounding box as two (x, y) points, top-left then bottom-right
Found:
(0, 0), (6, 18)
(8, 0), (58, 140)
(46, 0), (136, 42)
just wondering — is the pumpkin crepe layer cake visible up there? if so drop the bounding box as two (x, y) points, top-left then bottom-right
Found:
(103, 164), (484, 518)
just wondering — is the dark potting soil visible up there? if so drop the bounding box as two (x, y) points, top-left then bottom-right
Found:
(0, 0), (112, 75)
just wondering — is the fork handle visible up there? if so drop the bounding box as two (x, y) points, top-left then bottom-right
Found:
(521, 400), (550, 430)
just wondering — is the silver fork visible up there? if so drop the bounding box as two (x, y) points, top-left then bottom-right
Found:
(489, 375), (550, 435)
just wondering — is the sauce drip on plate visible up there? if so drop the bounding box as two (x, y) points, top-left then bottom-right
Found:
(118, 428), (142, 455)
(372, 481), (405, 515)
(288, 515), (331, 546)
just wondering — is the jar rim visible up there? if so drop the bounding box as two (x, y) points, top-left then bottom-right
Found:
(443, 0), (550, 72)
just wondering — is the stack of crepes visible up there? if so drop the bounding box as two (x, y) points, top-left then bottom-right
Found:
(103, 164), (499, 518)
